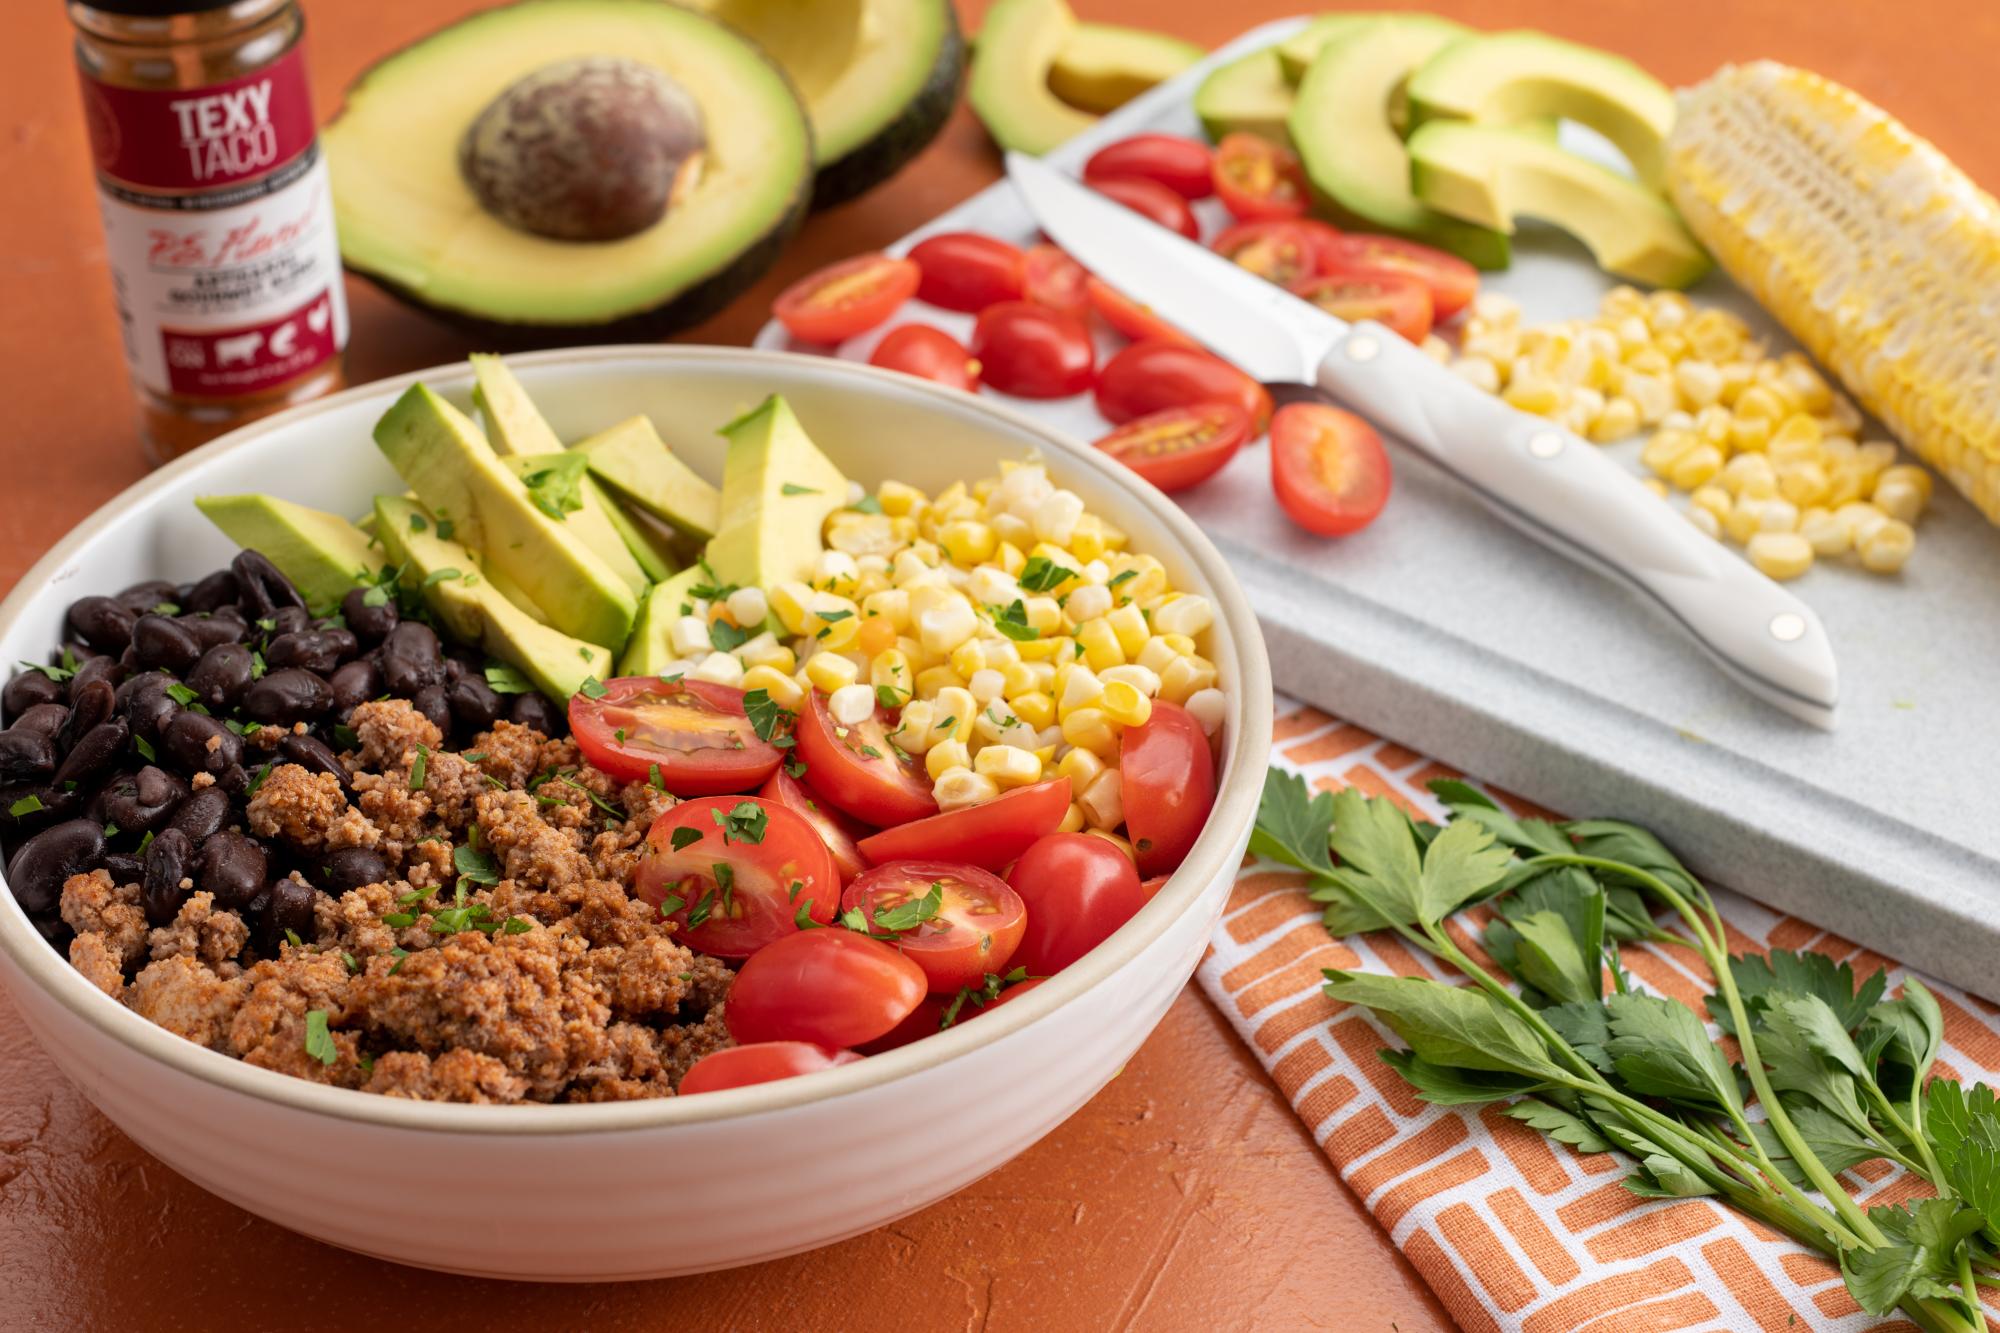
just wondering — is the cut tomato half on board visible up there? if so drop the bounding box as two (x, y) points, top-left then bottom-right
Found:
(1083, 133), (1215, 200)
(869, 324), (981, 392)
(679, 1041), (862, 1095)
(759, 765), (869, 884)
(772, 252), (919, 343)
(842, 859), (1028, 992)
(1021, 244), (1089, 319)
(1211, 132), (1309, 221)
(634, 795), (840, 958)
(1287, 271), (1433, 344)
(1093, 403), (1250, 493)
(794, 690), (938, 826)
(1084, 277), (1197, 348)
(855, 776), (1071, 869)
(1212, 219), (1322, 288)
(1268, 401), (1393, 538)
(907, 232), (1026, 312)
(570, 677), (780, 794)
(1318, 234), (1479, 322)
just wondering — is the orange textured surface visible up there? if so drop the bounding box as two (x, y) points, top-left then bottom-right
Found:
(3, 1), (1997, 1328)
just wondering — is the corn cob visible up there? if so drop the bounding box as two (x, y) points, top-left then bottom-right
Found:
(1667, 61), (2000, 524)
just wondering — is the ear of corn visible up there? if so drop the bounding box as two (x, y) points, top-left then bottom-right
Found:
(1666, 61), (2000, 524)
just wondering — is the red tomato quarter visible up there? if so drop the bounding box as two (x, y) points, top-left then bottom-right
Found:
(1318, 234), (1478, 321)
(1090, 176), (1201, 239)
(725, 928), (927, 1047)
(1288, 271), (1434, 343)
(1083, 133), (1215, 200)
(1120, 700), (1217, 877)
(759, 766), (869, 884)
(1084, 277), (1197, 348)
(842, 860), (1028, 992)
(1095, 340), (1272, 433)
(855, 777), (1070, 869)
(1269, 401), (1394, 538)
(635, 796), (840, 958)
(1093, 403), (1250, 493)
(795, 690), (939, 826)
(570, 677), (780, 794)
(907, 232), (1025, 312)
(1211, 132), (1309, 221)
(1020, 244), (1089, 319)
(1006, 833), (1147, 974)
(1212, 220), (1320, 288)
(773, 253), (919, 343)
(971, 301), (1096, 398)
(870, 324), (980, 392)
(679, 1041), (862, 1095)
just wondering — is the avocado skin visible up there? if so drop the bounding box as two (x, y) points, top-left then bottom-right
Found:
(808, 5), (965, 210)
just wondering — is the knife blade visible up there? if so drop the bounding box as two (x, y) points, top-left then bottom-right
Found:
(1006, 152), (1839, 727)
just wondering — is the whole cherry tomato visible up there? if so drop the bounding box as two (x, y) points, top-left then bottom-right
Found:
(1120, 700), (1217, 877)
(679, 1041), (862, 1095)
(1090, 176), (1201, 239)
(724, 928), (927, 1048)
(907, 232), (1025, 312)
(1006, 833), (1148, 974)
(870, 324), (980, 392)
(971, 301), (1096, 398)
(1083, 133), (1216, 199)
(1094, 340), (1271, 433)
(773, 253), (920, 343)
(1021, 244), (1089, 319)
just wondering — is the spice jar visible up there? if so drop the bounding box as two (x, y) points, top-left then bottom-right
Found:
(69, 0), (348, 465)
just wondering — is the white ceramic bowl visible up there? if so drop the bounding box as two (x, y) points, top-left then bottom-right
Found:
(0, 347), (1271, 1280)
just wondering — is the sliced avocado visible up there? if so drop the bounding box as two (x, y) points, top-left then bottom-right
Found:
(618, 566), (707, 677)
(374, 495), (609, 701)
(706, 396), (849, 590)
(596, 496), (681, 583)
(194, 494), (376, 612)
(323, 0), (811, 343)
(1408, 121), (1711, 289)
(1408, 32), (1676, 191)
(969, 0), (1094, 154)
(576, 415), (721, 541)
(372, 383), (637, 648)
(1194, 48), (1296, 146)
(1290, 17), (1512, 271)
(1275, 13), (1391, 84)
(1046, 23), (1203, 115)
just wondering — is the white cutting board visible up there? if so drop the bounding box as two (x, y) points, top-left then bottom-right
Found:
(756, 18), (2000, 995)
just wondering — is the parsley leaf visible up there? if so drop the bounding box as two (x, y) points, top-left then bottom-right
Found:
(866, 882), (944, 934)
(484, 661), (534, 694)
(578, 675), (609, 699)
(453, 839), (501, 886)
(742, 688), (792, 744)
(712, 801), (768, 844)
(8, 793), (44, 817)
(670, 826), (703, 852)
(780, 482), (820, 495)
(520, 451), (591, 521)
(709, 619), (751, 652)
(1018, 554), (1076, 593)
(303, 1010), (338, 1066)
(648, 762), (665, 792)
(408, 744), (429, 791)
(985, 599), (1039, 642)
(851, 494), (883, 514)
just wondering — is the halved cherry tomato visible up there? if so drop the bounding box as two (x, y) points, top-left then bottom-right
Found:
(1093, 403), (1250, 493)
(870, 324), (980, 392)
(759, 766), (869, 884)
(679, 1041), (862, 1095)
(855, 994), (948, 1054)
(907, 232), (1025, 312)
(570, 677), (780, 794)
(855, 777), (1070, 869)
(1288, 271), (1433, 344)
(634, 795), (839, 958)
(1294, 218), (1347, 272)
(1140, 874), (1171, 901)
(842, 860), (1028, 992)
(1021, 244), (1088, 319)
(1211, 132), (1309, 221)
(1083, 133), (1215, 200)
(1095, 340), (1272, 433)
(724, 928), (927, 1047)
(794, 690), (938, 826)
(1120, 701), (1216, 877)
(1084, 277), (1197, 348)
(1318, 234), (1478, 322)
(773, 252), (920, 343)
(970, 301), (1096, 398)
(1090, 176), (1201, 239)
(1211, 219), (1321, 288)
(1006, 833), (1147, 974)
(1269, 401), (1394, 538)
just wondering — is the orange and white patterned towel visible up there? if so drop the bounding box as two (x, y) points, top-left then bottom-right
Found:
(1196, 698), (2000, 1333)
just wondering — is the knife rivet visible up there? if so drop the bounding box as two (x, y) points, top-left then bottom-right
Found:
(1345, 335), (1380, 363)
(1527, 430), (1565, 459)
(1769, 613), (1807, 643)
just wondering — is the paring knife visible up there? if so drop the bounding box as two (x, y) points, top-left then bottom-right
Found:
(1006, 152), (1840, 729)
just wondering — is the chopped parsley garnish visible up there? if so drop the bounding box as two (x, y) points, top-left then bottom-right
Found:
(940, 967), (1031, 1027)
(8, 794), (44, 817)
(134, 734), (157, 762)
(742, 688), (793, 743)
(303, 1010), (338, 1065)
(484, 661), (534, 694)
(713, 863), (736, 912)
(18, 652), (77, 682)
(868, 882), (945, 934)
(712, 801), (767, 844)
(244, 763), (272, 798)
(421, 567), (462, 588)
(408, 512), (427, 532)
(658, 892), (686, 917)
(709, 619), (751, 652)
(283, 928), (304, 947)
(397, 883), (441, 905)
(858, 745), (883, 760)
(688, 559), (737, 603)
(408, 744), (429, 790)
(687, 889), (716, 928)
(453, 832), (501, 886)
(780, 482), (820, 495)
(388, 946), (409, 975)
(794, 900), (821, 928)
(165, 681), (199, 706)
(361, 585), (391, 608)
(556, 773), (624, 821)
(670, 826), (703, 852)
(986, 599), (1039, 642)
(382, 912), (417, 928)
(463, 751), (487, 763)
(787, 879), (805, 901)
(435, 518), (455, 541)
(648, 762), (665, 792)
(101, 820), (119, 839)
(876, 683), (908, 710)
(521, 452), (591, 520)
(250, 649), (266, 680)
(817, 609), (853, 623)
(851, 495), (884, 514)
(502, 917), (532, 934)
(1018, 554), (1076, 593)
(342, 951), (359, 974)
(331, 724), (359, 751)
(578, 675), (609, 699)
(784, 756), (808, 779)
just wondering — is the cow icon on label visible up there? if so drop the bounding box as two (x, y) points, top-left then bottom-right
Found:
(267, 321), (298, 359)
(214, 331), (264, 366)
(305, 297), (331, 335)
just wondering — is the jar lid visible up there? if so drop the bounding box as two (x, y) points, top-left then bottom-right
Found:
(74, 0), (248, 15)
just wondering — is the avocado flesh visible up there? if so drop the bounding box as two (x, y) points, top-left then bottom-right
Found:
(1408, 121), (1711, 289)
(970, 0), (1095, 154)
(597, 497), (682, 583)
(374, 495), (609, 701)
(1290, 17), (1512, 271)
(706, 395), (849, 591)
(1276, 13), (1396, 84)
(194, 494), (376, 613)
(1047, 23), (1204, 114)
(323, 0), (811, 337)
(618, 566), (707, 677)
(576, 415), (721, 541)
(1408, 31), (1676, 191)
(372, 383), (637, 649)
(1195, 48), (1297, 146)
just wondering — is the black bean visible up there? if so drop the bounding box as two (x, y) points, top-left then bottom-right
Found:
(266, 628), (356, 674)
(411, 684), (451, 734)
(509, 691), (562, 736)
(320, 846), (394, 894)
(7, 819), (106, 914)
(328, 659), (380, 715)
(243, 668), (332, 724)
(142, 827), (194, 926)
(114, 672), (179, 742)
(279, 733), (348, 790)
(185, 643), (253, 712)
(130, 614), (202, 674)
(115, 579), (180, 617)
(339, 585), (399, 645)
(3, 669), (64, 719)
(184, 569), (240, 614)
(102, 853), (143, 885)
(231, 550), (304, 618)
(100, 765), (187, 835)
(265, 605), (313, 639)
(267, 876), (318, 944)
(163, 710), (242, 776)
(69, 653), (125, 702)
(447, 674), (504, 733)
(378, 622), (445, 695)
(216, 763), (251, 799)
(53, 716), (129, 787)
(66, 596), (136, 656)
(182, 612), (246, 651)
(166, 786), (230, 844)
(443, 657), (466, 684)
(0, 729), (56, 785)
(198, 829), (266, 909)
(10, 703), (68, 740)
(60, 678), (116, 752)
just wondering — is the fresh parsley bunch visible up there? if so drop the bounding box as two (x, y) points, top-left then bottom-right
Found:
(1255, 767), (2000, 1333)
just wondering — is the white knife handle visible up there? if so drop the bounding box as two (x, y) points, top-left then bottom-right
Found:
(1312, 321), (1838, 722)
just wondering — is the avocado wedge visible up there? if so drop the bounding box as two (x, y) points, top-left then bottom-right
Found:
(969, 0), (1095, 154)
(706, 395), (849, 590)
(1047, 23), (1204, 114)
(1194, 47), (1296, 146)
(619, 566), (706, 677)
(576, 416), (720, 541)
(193, 494), (375, 612)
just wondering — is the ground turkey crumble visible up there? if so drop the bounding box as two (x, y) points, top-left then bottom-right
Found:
(64, 700), (732, 1103)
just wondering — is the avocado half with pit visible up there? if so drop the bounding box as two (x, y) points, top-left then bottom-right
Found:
(971, 0), (1204, 155)
(323, 0), (813, 344)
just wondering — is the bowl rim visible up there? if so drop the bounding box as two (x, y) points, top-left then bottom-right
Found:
(0, 345), (1272, 1136)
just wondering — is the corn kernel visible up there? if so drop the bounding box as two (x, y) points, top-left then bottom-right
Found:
(738, 633), (795, 674)
(1837, 502), (1891, 548)
(1874, 477), (1926, 525)
(1061, 707), (1117, 756)
(1074, 617), (1125, 671)
(1669, 443), (1725, 490)
(1734, 384), (1785, 422)
(740, 665), (803, 709)
(1689, 486), (1732, 525)
(925, 740), (971, 780)
(803, 652), (858, 694)
(870, 649), (912, 699)
(1727, 415), (1773, 454)
(1056, 802), (1086, 833)
(1158, 654), (1215, 704)
(893, 699), (935, 753)
(768, 580), (813, 635)
(1878, 462), (1933, 502)
(930, 687), (976, 739)
(1800, 507), (1851, 557)
(1055, 746), (1105, 798)
(1105, 603), (1150, 656)
(939, 520), (997, 565)
(1757, 498), (1800, 533)
(914, 664), (963, 697)
(1589, 396), (1642, 442)
(825, 512), (902, 558)
(1641, 428), (1697, 475)
(1747, 531), (1813, 581)
(947, 639), (986, 680)
(1451, 357), (1501, 394)
(1085, 829), (1138, 862)
(1184, 687), (1227, 735)
(1503, 374), (1563, 415)
(1858, 518), (1915, 574)
(1070, 514), (1121, 562)
(1078, 769), (1124, 829)
(1150, 594), (1212, 638)
(1724, 497), (1768, 544)
(1674, 359), (1723, 409)
(1777, 463), (1830, 508)
(1008, 691), (1055, 729)
(974, 744), (1041, 789)
(876, 479), (926, 517)
(691, 651), (744, 687)
(1100, 680), (1152, 727)
(934, 767), (999, 811)
(917, 596), (978, 655)
(967, 668), (1005, 705)
(1686, 506), (1721, 539)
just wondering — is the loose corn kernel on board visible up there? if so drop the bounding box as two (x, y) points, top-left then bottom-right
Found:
(757, 19), (2000, 996)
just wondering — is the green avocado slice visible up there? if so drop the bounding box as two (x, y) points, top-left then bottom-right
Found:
(1275, 13), (1398, 85)
(576, 416), (721, 542)
(969, 0), (1095, 154)
(618, 566), (707, 678)
(193, 494), (376, 613)
(1047, 23), (1204, 114)
(706, 395), (849, 591)
(1194, 47), (1297, 146)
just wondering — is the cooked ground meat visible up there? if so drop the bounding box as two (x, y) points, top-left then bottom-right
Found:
(76, 700), (728, 1103)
